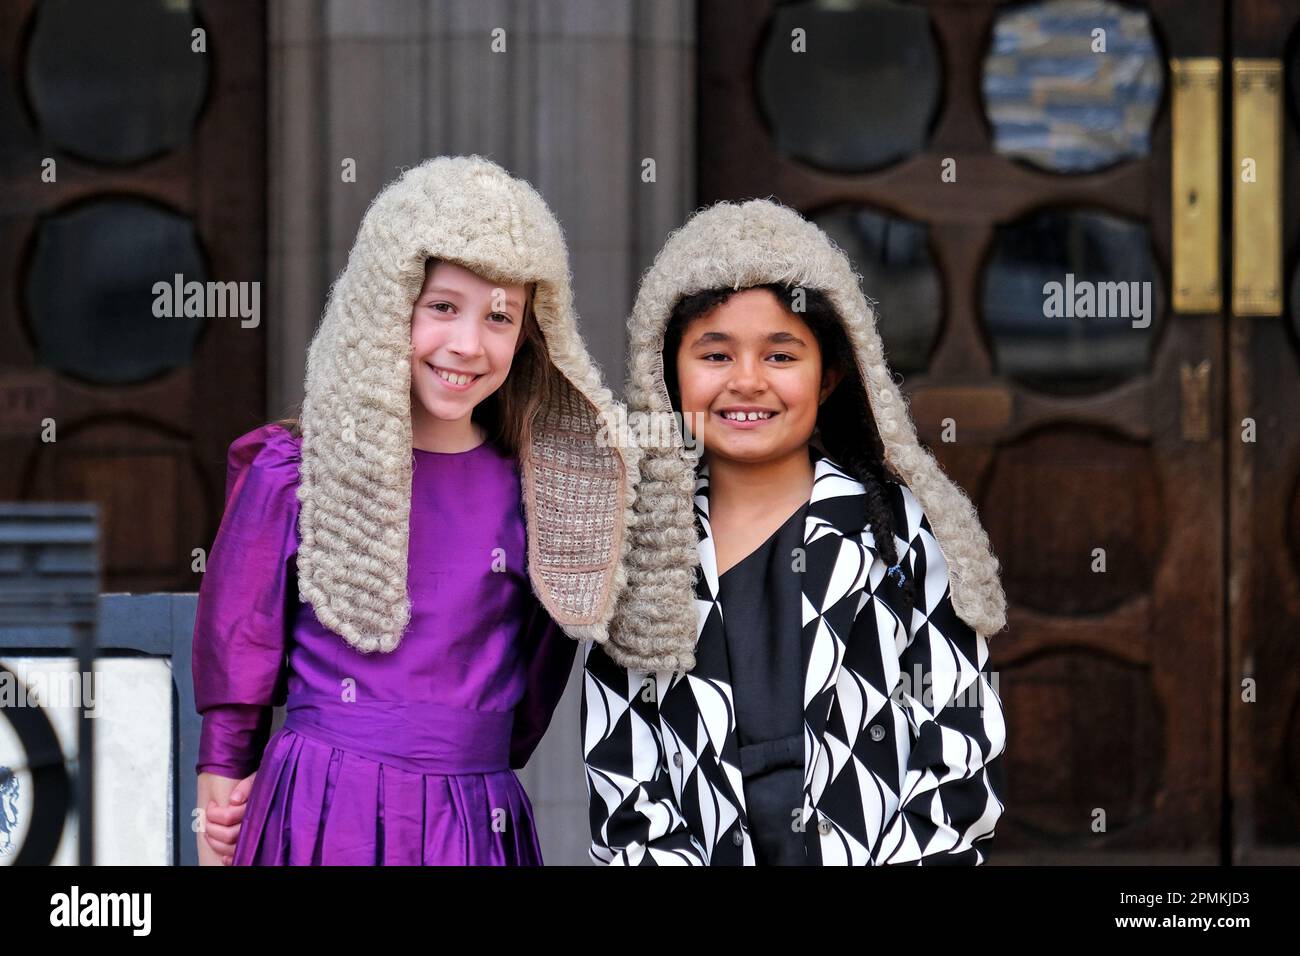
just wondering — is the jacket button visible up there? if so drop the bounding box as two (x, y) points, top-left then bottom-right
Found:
(732, 830), (744, 846)
(817, 819), (832, 836)
(672, 752), (683, 767)
(869, 724), (886, 742)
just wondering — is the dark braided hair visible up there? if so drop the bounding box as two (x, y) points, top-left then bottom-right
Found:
(662, 283), (916, 627)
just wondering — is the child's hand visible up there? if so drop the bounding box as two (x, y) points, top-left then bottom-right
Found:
(196, 771), (257, 865)
(207, 771), (256, 864)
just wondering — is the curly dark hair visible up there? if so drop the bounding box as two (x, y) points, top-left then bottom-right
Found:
(662, 283), (916, 625)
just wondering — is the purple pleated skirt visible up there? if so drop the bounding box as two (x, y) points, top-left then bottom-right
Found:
(232, 695), (545, 866)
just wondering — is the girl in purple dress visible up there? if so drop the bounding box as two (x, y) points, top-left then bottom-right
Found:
(192, 156), (633, 866)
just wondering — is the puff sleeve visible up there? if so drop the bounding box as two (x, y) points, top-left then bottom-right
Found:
(192, 423), (301, 779)
(873, 484), (1007, 865)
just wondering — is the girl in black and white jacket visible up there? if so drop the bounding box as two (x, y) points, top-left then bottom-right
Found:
(582, 199), (1008, 865)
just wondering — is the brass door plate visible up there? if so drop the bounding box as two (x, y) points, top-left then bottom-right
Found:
(1232, 59), (1283, 316)
(1171, 58), (1222, 314)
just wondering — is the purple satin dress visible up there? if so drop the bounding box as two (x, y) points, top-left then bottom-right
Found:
(192, 423), (577, 865)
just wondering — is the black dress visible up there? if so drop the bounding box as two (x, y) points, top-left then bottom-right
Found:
(715, 499), (809, 865)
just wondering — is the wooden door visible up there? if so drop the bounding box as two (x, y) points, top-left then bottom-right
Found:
(0, 0), (266, 594)
(1227, 0), (1300, 865)
(698, 0), (1227, 862)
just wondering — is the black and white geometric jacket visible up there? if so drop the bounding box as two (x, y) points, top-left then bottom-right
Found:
(582, 450), (1006, 865)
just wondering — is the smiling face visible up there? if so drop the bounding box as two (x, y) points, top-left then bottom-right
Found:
(673, 287), (844, 468)
(409, 259), (528, 432)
